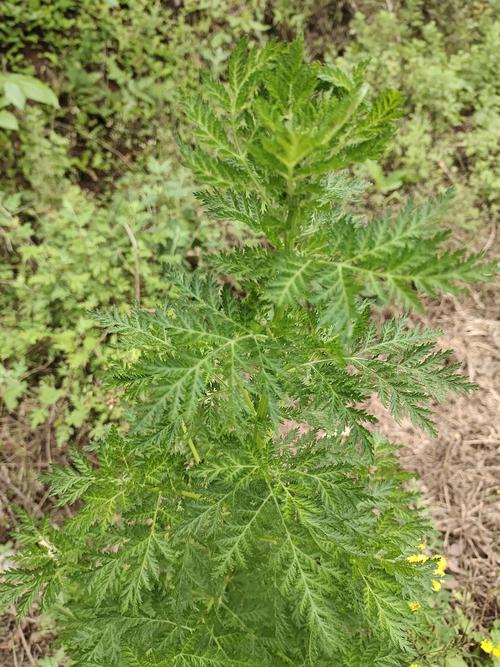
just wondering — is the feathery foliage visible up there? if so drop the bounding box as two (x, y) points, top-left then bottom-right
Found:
(0, 39), (493, 666)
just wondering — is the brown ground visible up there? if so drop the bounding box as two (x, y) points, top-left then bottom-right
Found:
(1, 261), (499, 666)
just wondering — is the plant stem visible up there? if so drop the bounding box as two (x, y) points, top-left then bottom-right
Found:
(238, 380), (257, 416)
(177, 488), (203, 500)
(181, 420), (201, 464)
(253, 393), (268, 449)
(273, 304), (285, 322)
(284, 193), (298, 251)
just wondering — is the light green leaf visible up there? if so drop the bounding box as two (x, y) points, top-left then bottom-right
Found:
(445, 656), (468, 667)
(265, 254), (316, 308)
(0, 110), (19, 130)
(30, 406), (49, 429)
(10, 74), (58, 107)
(317, 64), (354, 91)
(4, 81), (26, 109)
(0, 363), (28, 410)
(38, 382), (63, 407)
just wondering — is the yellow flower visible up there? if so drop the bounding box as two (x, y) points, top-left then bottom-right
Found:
(407, 553), (428, 564)
(417, 542), (426, 550)
(481, 639), (493, 654)
(431, 579), (442, 592)
(493, 645), (500, 657)
(408, 601), (421, 612)
(432, 555), (447, 577)
(409, 663), (421, 667)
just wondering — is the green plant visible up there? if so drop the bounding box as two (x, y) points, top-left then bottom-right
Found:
(412, 592), (500, 666)
(0, 151), (200, 445)
(339, 3), (500, 227)
(0, 40), (493, 666)
(0, 72), (58, 130)
(0, 0), (288, 183)
(0, 0), (325, 455)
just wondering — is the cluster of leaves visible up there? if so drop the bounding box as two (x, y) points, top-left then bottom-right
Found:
(1, 40), (493, 666)
(414, 601), (500, 667)
(0, 0), (323, 456)
(0, 155), (200, 445)
(0, 1), (498, 663)
(1, 0), (496, 478)
(340, 0), (500, 225)
(0, 72), (58, 130)
(0, 0), (303, 182)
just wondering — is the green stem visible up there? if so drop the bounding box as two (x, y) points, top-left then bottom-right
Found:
(238, 380), (257, 416)
(273, 304), (285, 323)
(181, 420), (201, 464)
(284, 195), (298, 251)
(253, 393), (268, 449)
(177, 488), (203, 500)
(276, 198), (299, 320)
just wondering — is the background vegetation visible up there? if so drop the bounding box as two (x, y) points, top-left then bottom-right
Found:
(1, 1), (498, 665)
